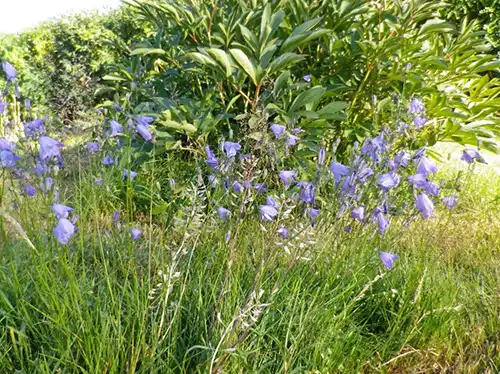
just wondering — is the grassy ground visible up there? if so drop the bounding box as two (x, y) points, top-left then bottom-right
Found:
(0, 156), (499, 373)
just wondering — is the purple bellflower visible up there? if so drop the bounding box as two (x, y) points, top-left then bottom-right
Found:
(54, 218), (75, 245)
(259, 204), (278, 222)
(416, 193), (435, 219)
(279, 170), (297, 189)
(39, 136), (64, 161)
(380, 252), (398, 270)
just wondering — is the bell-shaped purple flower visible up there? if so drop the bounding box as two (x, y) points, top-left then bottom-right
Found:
(34, 162), (48, 177)
(358, 167), (374, 183)
(376, 212), (390, 235)
(232, 181), (243, 194)
(317, 148), (326, 165)
(461, 148), (486, 164)
(408, 98), (424, 114)
(330, 162), (349, 183)
(109, 120), (123, 136)
(442, 196), (458, 210)
(136, 116), (154, 126)
(205, 145), (219, 170)
(413, 116), (427, 128)
(297, 181), (315, 204)
(102, 155), (114, 165)
(24, 99), (31, 111)
(2, 61), (17, 82)
(416, 193), (434, 219)
(407, 173), (427, 188)
(378, 172), (400, 191)
(223, 141), (241, 158)
(279, 170), (297, 189)
(39, 136), (64, 161)
(112, 210), (120, 222)
(52, 204), (73, 219)
(417, 157), (437, 176)
(131, 228), (143, 240)
(306, 207), (320, 224)
(0, 138), (15, 151)
(351, 206), (365, 222)
(259, 204), (278, 222)
(286, 134), (300, 147)
(122, 169), (138, 181)
(270, 124), (285, 139)
(0, 102), (7, 114)
(137, 124), (153, 141)
(1, 150), (20, 168)
(303, 74), (312, 82)
(277, 226), (289, 239)
(380, 252), (398, 270)
(24, 119), (45, 137)
(424, 181), (440, 196)
(266, 196), (280, 209)
(23, 184), (36, 197)
(87, 142), (99, 153)
(217, 207), (232, 221)
(394, 151), (411, 168)
(43, 177), (53, 193)
(53, 218), (75, 245)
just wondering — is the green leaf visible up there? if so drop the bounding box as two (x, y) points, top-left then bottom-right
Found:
(130, 47), (166, 56)
(273, 70), (290, 98)
(419, 19), (456, 35)
(160, 120), (197, 134)
(280, 29), (331, 53)
(318, 101), (349, 117)
(230, 48), (258, 85)
(259, 3), (272, 43)
(206, 48), (232, 77)
(268, 53), (305, 75)
(289, 86), (326, 114)
(185, 52), (217, 66)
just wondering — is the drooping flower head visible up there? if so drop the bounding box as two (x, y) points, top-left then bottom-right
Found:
(270, 124), (285, 139)
(23, 184), (36, 197)
(277, 226), (289, 239)
(232, 181), (243, 194)
(286, 134), (300, 147)
(131, 228), (143, 240)
(442, 196), (458, 210)
(109, 120), (123, 137)
(259, 204), (278, 222)
(52, 204), (73, 219)
(407, 173), (427, 188)
(317, 148), (326, 165)
(0, 102), (7, 114)
(416, 193), (435, 219)
(0, 138), (15, 151)
(297, 181), (315, 204)
(358, 167), (374, 183)
(43, 177), (53, 193)
(24, 99), (31, 111)
(351, 206), (365, 222)
(303, 74), (312, 82)
(361, 134), (388, 161)
(1, 61), (17, 82)
(413, 116), (427, 129)
(376, 212), (390, 235)
(1, 150), (20, 168)
(408, 97), (424, 114)
(112, 210), (120, 222)
(137, 124), (153, 141)
(102, 155), (114, 165)
(424, 181), (440, 196)
(24, 119), (45, 138)
(394, 151), (411, 168)
(380, 252), (398, 270)
(205, 145), (219, 170)
(417, 157), (438, 176)
(461, 148), (486, 164)
(223, 141), (241, 158)
(279, 170), (297, 189)
(306, 207), (320, 225)
(330, 162), (349, 184)
(53, 218), (75, 245)
(266, 196), (280, 209)
(87, 142), (99, 153)
(122, 169), (138, 181)
(378, 172), (400, 191)
(217, 207), (232, 221)
(39, 136), (64, 161)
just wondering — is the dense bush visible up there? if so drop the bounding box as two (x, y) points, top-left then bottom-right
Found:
(440, 0), (500, 49)
(100, 0), (500, 162)
(0, 7), (148, 124)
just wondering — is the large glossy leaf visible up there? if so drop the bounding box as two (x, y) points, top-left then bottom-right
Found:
(206, 48), (233, 77)
(268, 53), (305, 75)
(130, 48), (166, 56)
(229, 48), (258, 85)
(289, 86), (326, 114)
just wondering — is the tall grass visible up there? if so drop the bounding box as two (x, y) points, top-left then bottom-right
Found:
(1, 150), (499, 373)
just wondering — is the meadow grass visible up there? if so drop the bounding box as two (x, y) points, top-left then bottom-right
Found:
(0, 156), (499, 373)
